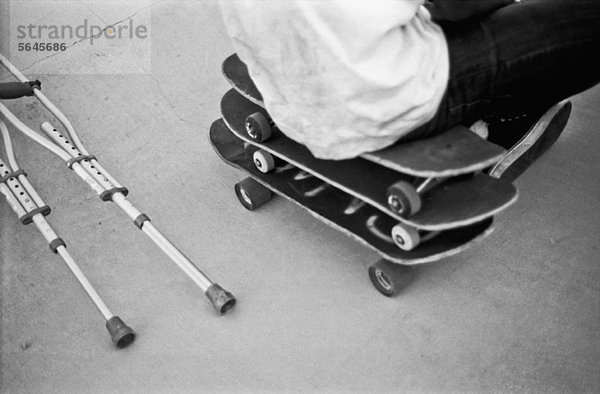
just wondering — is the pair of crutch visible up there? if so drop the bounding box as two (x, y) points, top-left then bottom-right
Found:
(0, 52), (236, 348)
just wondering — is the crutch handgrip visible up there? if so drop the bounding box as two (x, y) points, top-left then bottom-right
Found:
(206, 284), (237, 314)
(0, 81), (40, 100)
(105, 316), (136, 348)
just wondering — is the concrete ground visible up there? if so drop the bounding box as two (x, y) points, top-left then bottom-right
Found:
(1, 1), (599, 392)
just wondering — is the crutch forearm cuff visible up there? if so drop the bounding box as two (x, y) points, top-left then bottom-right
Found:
(0, 169), (27, 184)
(28, 80), (41, 90)
(100, 187), (129, 201)
(20, 205), (52, 225)
(133, 213), (150, 229)
(66, 154), (97, 169)
(49, 237), (66, 253)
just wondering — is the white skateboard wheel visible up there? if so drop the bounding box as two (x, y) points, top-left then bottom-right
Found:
(253, 150), (276, 173)
(391, 223), (421, 251)
(387, 180), (422, 217)
(368, 259), (413, 297)
(245, 112), (273, 142)
(234, 177), (273, 211)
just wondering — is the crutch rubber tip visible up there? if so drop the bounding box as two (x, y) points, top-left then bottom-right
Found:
(105, 316), (136, 348)
(206, 284), (237, 315)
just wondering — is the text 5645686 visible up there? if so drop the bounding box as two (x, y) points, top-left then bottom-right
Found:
(18, 42), (68, 52)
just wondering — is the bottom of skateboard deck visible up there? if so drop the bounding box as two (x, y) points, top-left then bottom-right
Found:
(209, 118), (495, 266)
(221, 53), (507, 176)
(220, 88), (518, 231)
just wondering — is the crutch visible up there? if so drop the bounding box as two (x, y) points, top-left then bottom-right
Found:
(0, 52), (237, 314)
(0, 120), (135, 348)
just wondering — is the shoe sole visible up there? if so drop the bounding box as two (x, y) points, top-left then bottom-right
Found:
(489, 100), (572, 182)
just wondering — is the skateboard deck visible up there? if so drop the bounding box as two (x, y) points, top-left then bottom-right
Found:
(220, 88), (518, 231)
(222, 53), (263, 107)
(221, 53), (508, 177)
(209, 118), (494, 266)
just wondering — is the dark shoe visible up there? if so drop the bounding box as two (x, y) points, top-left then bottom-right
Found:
(488, 100), (572, 182)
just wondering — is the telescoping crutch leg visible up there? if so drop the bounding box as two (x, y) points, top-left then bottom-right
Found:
(0, 53), (236, 314)
(0, 120), (135, 348)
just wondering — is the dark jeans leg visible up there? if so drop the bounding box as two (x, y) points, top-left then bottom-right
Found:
(408, 0), (600, 140)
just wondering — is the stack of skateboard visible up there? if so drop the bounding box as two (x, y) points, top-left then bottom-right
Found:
(209, 54), (519, 296)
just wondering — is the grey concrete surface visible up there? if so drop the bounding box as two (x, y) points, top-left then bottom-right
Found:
(1, 1), (599, 392)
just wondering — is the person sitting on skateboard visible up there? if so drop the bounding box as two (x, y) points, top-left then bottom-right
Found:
(219, 0), (599, 165)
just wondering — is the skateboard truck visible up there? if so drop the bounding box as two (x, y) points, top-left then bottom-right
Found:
(387, 177), (445, 217)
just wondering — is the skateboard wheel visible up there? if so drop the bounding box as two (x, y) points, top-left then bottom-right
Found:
(387, 181), (422, 217)
(234, 177), (273, 211)
(253, 150), (276, 173)
(368, 259), (413, 297)
(391, 223), (420, 251)
(245, 112), (273, 142)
